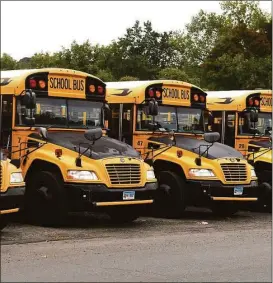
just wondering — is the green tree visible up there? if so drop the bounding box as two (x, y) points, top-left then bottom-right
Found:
(119, 76), (139, 81)
(28, 52), (57, 68)
(96, 69), (115, 82)
(108, 21), (176, 80)
(180, 10), (227, 66)
(220, 0), (271, 30)
(158, 68), (190, 81)
(0, 53), (17, 70)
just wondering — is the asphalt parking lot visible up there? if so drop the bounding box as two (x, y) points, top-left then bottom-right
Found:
(1, 209), (272, 282)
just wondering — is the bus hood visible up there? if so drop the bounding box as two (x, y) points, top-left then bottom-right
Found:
(149, 136), (243, 159)
(44, 131), (140, 160)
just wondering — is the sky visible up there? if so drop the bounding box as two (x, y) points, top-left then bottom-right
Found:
(1, 1), (271, 60)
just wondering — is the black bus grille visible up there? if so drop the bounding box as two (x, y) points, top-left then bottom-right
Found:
(221, 163), (247, 182)
(105, 164), (141, 185)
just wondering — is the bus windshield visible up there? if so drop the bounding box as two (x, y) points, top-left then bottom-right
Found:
(16, 97), (104, 128)
(238, 112), (272, 136)
(136, 105), (205, 133)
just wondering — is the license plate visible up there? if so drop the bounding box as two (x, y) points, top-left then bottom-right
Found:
(123, 191), (135, 200)
(234, 186), (243, 196)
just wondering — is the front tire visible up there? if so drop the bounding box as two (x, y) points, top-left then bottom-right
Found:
(154, 171), (186, 218)
(25, 171), (68, 227)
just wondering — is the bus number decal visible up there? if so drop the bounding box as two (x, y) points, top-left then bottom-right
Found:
(238, 144), (245, 149)
(137, 141), (143, 146)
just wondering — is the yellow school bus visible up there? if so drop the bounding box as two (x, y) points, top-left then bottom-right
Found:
(0, 154), (25, 230)
(207, 90), (272, 211)
(0, 68), (157, 226)
(106, 80), (260, 217)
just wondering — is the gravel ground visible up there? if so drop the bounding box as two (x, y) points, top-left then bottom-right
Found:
(1, 209), (272, 282)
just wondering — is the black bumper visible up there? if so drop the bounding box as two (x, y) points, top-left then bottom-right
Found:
(0, 186), (25, 211)
(185, 180), (260, 205)
(64, 182), (158, 212)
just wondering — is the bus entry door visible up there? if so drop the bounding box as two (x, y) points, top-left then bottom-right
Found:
(109, 104), (134, 146)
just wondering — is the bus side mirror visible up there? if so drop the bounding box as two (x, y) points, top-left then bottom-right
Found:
(84, 127), (103, 142)
(21, 90), (36, 125)
(204, 132), (220, 143)
(103, 103), (111, 121)
(250, 110), (258, 123)
(148, 99), (158, 116)
(22, 90), (36, 109)
(245, 111), (258, 133)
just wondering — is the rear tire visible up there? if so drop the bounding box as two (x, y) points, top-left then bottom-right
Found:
(211, 202), (239, 217)
(154, 171), (186, 218)
(25, 171), (68, 227)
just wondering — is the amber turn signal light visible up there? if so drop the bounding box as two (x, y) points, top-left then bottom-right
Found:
(177, 150), (183, 158)
(55, 149), (63, 158)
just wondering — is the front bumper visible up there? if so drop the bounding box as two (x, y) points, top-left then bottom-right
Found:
(0, 186), (25, 213)
(64, 182), (158, 212)
(185, 180), (260, 205)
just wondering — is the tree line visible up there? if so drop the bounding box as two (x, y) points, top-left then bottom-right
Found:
(1, 1), (271, 90)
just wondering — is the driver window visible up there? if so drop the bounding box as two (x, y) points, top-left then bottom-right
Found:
(136, 105), (153, 131)
(136, 105), (177, 132)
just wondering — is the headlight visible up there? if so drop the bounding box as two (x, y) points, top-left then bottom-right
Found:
(189, 169), (215, 177)
(10, 172), (24, 183)
(67, 170), (98, 181)
(251, 169), (257, 178)
(146, 170), (156, 180)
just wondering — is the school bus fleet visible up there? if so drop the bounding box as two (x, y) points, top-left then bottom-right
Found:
(0, 68), (158, 226)
(1, 68), (269, 230)
(106, 80), (261, 217)
(207, 90), (272, 212)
